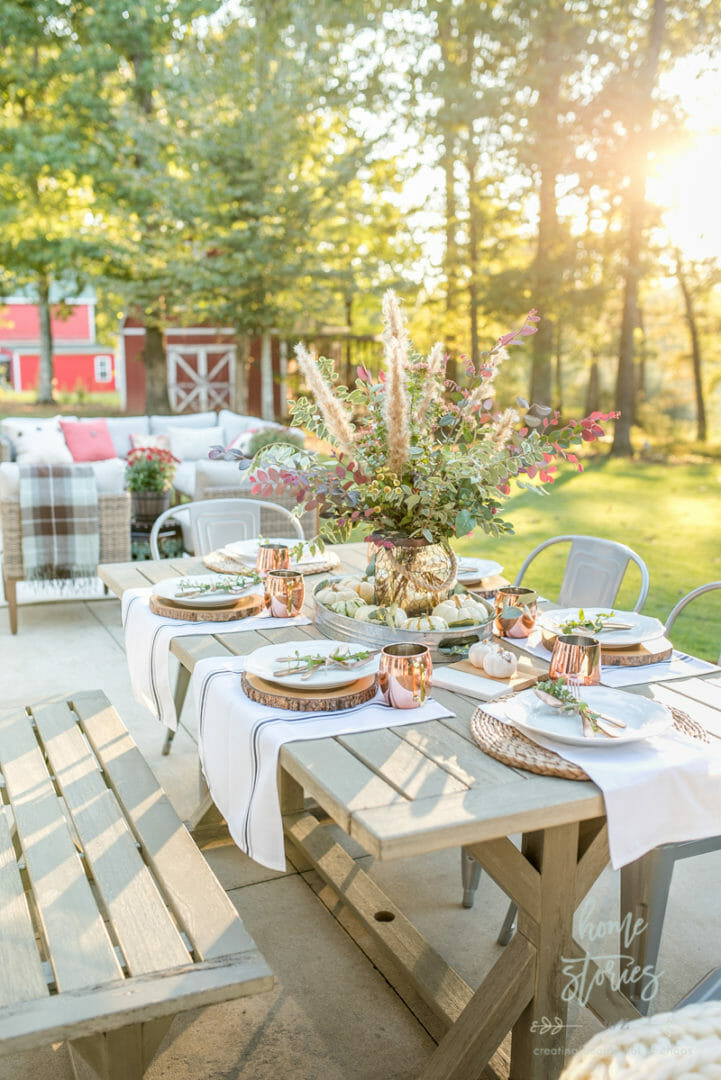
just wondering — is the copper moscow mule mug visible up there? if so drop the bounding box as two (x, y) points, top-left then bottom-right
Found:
(378, 643), (433, 709)
(265, 569), (305, 618)
(494, 586), (538, 638)
(256, 543), (291, 576)
(549, 633), (601, 687)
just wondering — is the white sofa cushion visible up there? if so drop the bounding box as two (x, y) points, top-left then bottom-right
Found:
(88, 416), (150, 459)
(168, 425), (223, 462)
(218, 410), (269, 444)
(171, 461), (197, 499)
(150, 411), (218, 434)
(1, 417), (74, 465)
(0, 458), (126, 496)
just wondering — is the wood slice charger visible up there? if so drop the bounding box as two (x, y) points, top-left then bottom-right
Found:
(241, 671), (378, 711)
(149, 593), (265, 622)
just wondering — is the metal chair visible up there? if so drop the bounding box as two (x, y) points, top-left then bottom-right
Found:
(513, 533), (650, 612)
(460, 534), (650, 911)
(149, 497), (304, 559)
(151, 498), (304, 755)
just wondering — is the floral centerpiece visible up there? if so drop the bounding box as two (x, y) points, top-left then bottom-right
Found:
(221, 292), (614, 613)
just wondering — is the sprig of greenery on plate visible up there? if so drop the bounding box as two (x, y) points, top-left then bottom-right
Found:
(273, 647), (378, 678)
(175, 572), (261, 597)
(557, 609), (615, 634)
(535, 677), (604, 737)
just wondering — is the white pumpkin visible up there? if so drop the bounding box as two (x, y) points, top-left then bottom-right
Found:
(482, 648), (517, 680)
(354, 604), (382, 621)
(404, 615), (448, 631)
(455, 598), (489, 622)
(432, 598), (465, 623)
(467, 641), (496, 669)
(328, 596), (365, 618)
(368, 605), (408, 629)
(348, 578), (375, 602)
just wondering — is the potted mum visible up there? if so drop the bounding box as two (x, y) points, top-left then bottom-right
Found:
(229, 292), (614, 613)
(125, 446), (180, 526)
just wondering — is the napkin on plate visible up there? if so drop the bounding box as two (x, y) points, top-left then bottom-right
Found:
(192, 654), (455, 871)
(483, 690), (721, 868)
(121, 586), (311, 730)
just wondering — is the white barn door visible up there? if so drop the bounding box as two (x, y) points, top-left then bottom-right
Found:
(167, 345), (236, 411)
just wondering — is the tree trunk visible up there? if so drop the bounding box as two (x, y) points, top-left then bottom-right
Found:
(585, 352), (601, 415)
(611, 0), (665, 456)
(35, 275), (55, 404)
(143, 324), (171, 414)
(553, 324), (563, 413)
(233, 334), (250, 414)
(530, 158), (557, 406)
(260, 332), (275, 420)
(466, 138), (481, 368)
(676, 251), (707, 443)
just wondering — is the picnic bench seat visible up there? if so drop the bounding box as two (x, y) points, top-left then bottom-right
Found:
(0, 689), (273, 1080)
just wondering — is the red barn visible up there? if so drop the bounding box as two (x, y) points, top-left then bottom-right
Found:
(0, 286), (118, 395)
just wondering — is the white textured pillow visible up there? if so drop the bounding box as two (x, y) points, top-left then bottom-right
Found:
(168, 425), (223, 462)
(2, 417), (73, 465)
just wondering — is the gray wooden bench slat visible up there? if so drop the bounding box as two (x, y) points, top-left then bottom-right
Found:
(0, 692), (273, 1077)
(0, 709), (123, 992)
(0, 809), (48, 1008)
(32, 701), (192, 977)
(72, 690), (257, 961)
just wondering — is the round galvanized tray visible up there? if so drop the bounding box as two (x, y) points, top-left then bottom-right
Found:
(312, 577), (494, 663)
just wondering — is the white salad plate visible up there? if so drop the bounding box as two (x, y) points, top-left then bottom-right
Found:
(244, 639), (380, 690)
(504, 685), (673, 748)
(456, 557), (504, 584)
(536, 607), (666, 648)
(223, 538), (339, 571)
(152, 574), (260, 609)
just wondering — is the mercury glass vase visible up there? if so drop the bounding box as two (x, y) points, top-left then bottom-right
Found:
(371, 537), (457, 617)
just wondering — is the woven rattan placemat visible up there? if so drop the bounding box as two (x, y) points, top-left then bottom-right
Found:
(470, 702), (709, 780)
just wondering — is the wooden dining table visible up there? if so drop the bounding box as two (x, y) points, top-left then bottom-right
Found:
(98, 543), (721, 1080)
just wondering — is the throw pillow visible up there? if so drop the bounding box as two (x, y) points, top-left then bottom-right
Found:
(129, 432), (170, 452)
(59, 418), (117, 462)
(168, 425), (223, 462)
(3, 417), (73, 465)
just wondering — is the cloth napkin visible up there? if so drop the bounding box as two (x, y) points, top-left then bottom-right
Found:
(121, 587), (311, 730)
(192, 654), (455, 871)
(483, 690), (721, 869)
(498, 631), (718, 687)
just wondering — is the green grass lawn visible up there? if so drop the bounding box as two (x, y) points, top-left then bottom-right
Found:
(454, 456), (721, 662)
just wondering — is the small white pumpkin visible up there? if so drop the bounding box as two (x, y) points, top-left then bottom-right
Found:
(467, 641), (496, 669)
(404, 615), (448, 631)
(455, 598), (489, 621)
(350, 579), (375, 602)
(368, 605), (408, 629)
(432, 598), (465, 622)
(482, 648), (517, 680)
(354, 604), (382, 621)
(328, 596), (365, 618)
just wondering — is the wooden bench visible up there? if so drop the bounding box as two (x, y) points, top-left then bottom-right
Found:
(0, 689), (274, 1080)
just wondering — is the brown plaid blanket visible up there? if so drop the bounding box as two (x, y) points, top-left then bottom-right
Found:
(19, 464), (100, 582)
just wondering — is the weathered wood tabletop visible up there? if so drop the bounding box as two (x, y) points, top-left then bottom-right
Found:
(98, 546), (721, 1080)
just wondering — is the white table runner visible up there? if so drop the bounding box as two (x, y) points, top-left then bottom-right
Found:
(499, 631), (718, 687)
(483, 691), (721, 869)
(192, 654), (454, 871)
(121, 587), (311, 730)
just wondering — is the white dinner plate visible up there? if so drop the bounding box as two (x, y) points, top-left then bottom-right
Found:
(245, 639), (380, 690)
(223, 538), (338, 571)
(152, 574), (260, 609)
(504, 685), (673, 747)
(456, 557), (504, 583)
(536, 607), (666, 648)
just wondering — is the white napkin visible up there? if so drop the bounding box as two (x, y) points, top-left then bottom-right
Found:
(484, 690), (721, 869)
(192, 654), (454, 871)
(121, 587), (311, 730)
(432, 667), (509, 700)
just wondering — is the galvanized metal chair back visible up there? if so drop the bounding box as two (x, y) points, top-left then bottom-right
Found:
(514, 533), (650, 611)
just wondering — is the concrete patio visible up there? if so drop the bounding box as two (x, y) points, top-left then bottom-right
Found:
(1, 579), (720, 1080)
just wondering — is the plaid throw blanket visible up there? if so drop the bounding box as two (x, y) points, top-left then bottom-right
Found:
(19, 465), (100, 582)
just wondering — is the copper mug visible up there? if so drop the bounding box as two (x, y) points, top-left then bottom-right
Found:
(256, 543), (290, 576)
(378, 643), (433, 709)
(265, 569), (305, 618)
(549, 633), (601, 687)
(494, 586), (538, 638)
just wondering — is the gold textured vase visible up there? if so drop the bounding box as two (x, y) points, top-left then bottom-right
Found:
(371, 537), (457, 617)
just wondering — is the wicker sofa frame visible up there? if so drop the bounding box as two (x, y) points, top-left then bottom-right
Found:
(1, 492), (131, 634)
